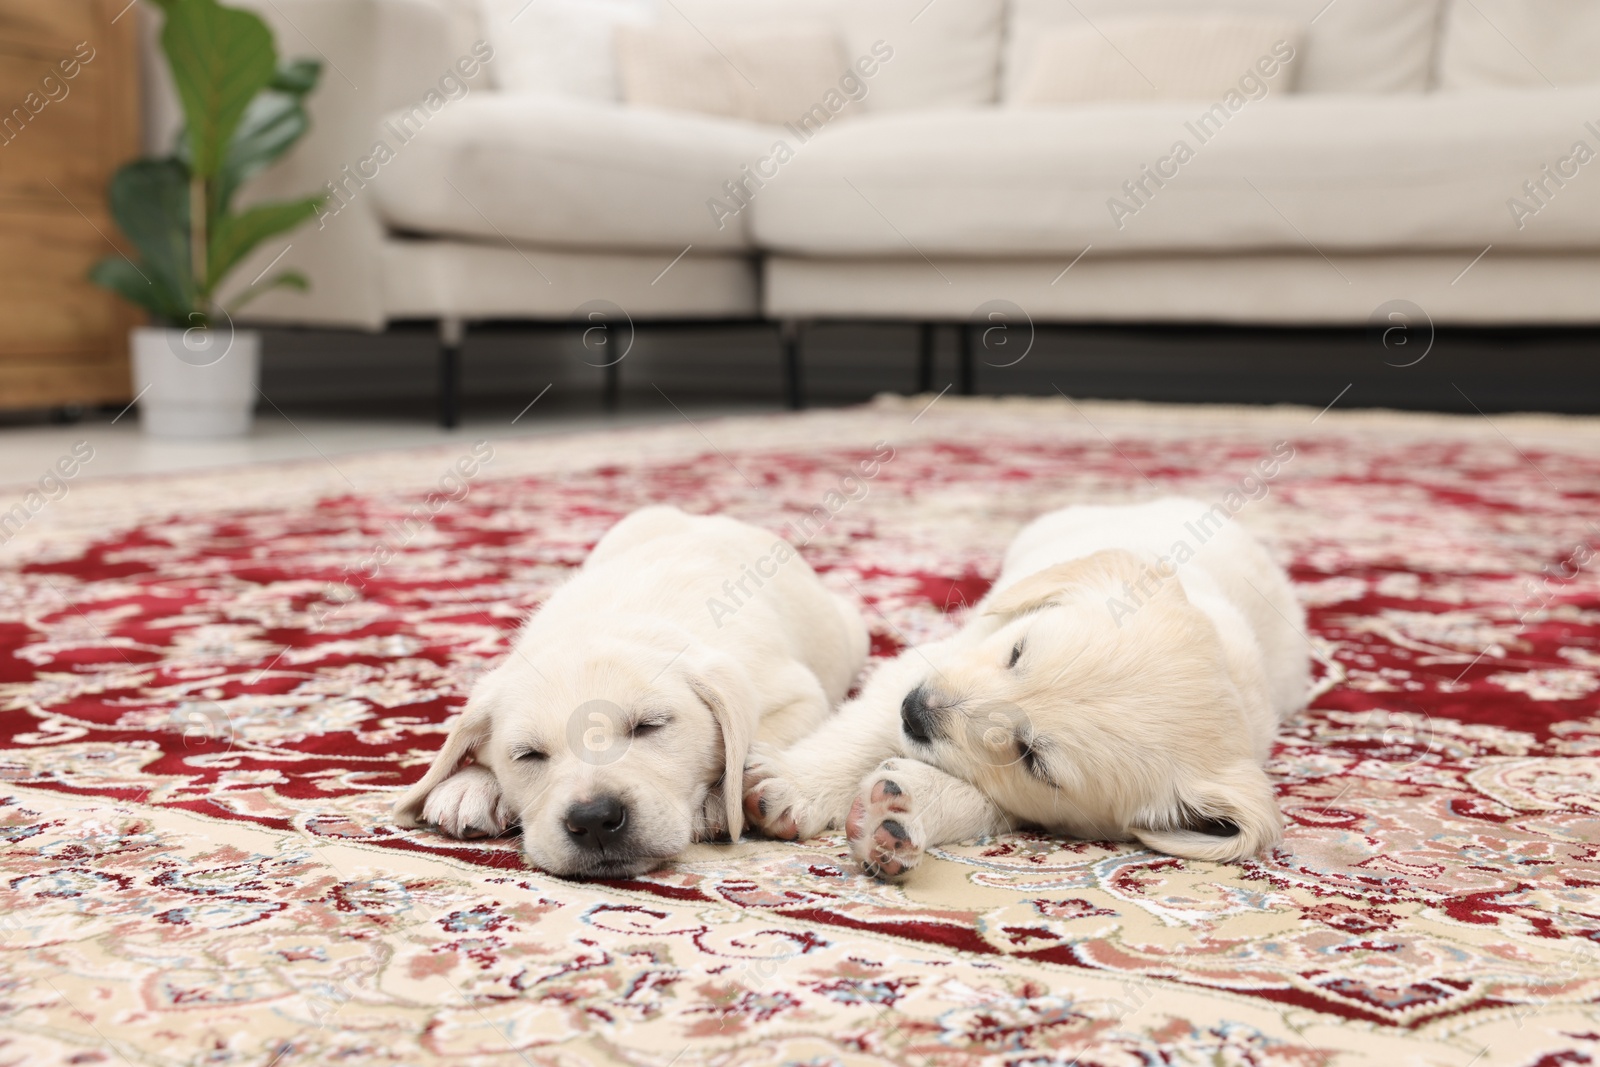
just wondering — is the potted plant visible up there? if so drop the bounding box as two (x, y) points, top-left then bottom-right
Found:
(91, 0), (323, 438)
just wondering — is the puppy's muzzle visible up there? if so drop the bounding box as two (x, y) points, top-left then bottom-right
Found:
(563, 795), (629, 851)
(901, 687), (943, 745)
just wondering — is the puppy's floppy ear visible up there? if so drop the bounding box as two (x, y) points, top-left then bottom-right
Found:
(393, 697), (493, 828)
(1130, 760), (1283, 863)
(986, 549), (1176, 617)
(682, 648), (758, 841)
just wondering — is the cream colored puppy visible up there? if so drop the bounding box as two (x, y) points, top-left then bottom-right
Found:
(744, 498), (1308, 878)
(395, 506), (867, 878)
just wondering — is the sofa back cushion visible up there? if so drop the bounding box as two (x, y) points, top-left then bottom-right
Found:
(478, 0), (655, 98)
(480, 0), (1006, 109)
(1005, 0), (1443, 96)
(669, 2), (1006, 109)
(1011, 15), (1302, 105)
(1435, 0), (1600, 89)
(614, 22), (854, 124)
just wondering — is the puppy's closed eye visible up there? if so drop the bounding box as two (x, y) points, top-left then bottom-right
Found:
(630, 715), (672, 738)
(1008, 641), (1024, 669)
(1017, 736), (1055, 785)
(511, 746), (548, 763)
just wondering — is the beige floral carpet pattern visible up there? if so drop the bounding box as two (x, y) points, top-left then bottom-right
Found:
(1, 397), (1598, 1066)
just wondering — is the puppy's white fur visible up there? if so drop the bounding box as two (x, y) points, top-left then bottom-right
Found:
(395, 506), (867, 878)
(744, 498), (1308, 878)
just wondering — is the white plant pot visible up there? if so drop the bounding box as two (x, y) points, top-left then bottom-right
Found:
(131, 325), (260, 438)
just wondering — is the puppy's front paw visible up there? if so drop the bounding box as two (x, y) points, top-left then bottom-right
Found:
(420, 765), (511, 839)
(743, 746), (830, 841)
(741, 752), (801, 840)
(846, 762), (924, 880)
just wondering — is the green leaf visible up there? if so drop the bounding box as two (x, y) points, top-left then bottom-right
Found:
(207, 197), (322, 290)
(89, 256), (189, 321)
(106, 159), (195, 312)
(214, 93), (308, 211)
(161, 0), (276, 178)
(227, 269), (309, 314)
(270, 57), (321, 95)
(213, 63), (318, 214)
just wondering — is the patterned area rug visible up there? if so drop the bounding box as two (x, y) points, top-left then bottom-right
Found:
(3, 396), (1599, 1066)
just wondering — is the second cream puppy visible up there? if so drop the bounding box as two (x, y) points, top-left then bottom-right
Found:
(744, 497), (1308, 878)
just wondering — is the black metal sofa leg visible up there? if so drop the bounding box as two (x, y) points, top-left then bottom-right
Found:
(957, 323), (975, 396)
(781, 320), (804, 410)
(918, 322), (936, 394)
(438, 317), (463, 429)
(604, 359), (621, 412)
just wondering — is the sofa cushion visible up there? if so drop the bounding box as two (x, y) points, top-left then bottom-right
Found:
(614, 22), (853, 125)
(664, 0), (1007, 110)
(1011, 16), (1303, 105)
(478, 0), (654, 98)
(749, 88), (1600, 256)
(372, 95), (775, 251)
(1005, 0), (1443, 96)
(381, 238), (759, 319)
(1436, 0), (1600, 89)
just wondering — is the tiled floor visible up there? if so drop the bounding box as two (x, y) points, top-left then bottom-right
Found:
(0, 396), (783, 488)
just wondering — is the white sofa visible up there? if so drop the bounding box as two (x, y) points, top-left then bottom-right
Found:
(192, 0), (1600, 413)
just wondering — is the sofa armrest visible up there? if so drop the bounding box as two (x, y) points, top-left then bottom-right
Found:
(141, 0), (460, 330)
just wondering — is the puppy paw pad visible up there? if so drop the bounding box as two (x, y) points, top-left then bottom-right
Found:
(869, 779), (909, 810)
(847, 778), (924, 880)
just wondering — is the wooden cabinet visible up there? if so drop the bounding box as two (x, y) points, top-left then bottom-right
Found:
(0, 0), (140, 410)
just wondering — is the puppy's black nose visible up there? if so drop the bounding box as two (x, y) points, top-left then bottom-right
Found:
(901, 687), (937, 744)
(564, 796), (628, 849)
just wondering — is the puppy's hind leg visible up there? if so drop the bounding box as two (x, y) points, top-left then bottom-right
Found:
(846, 758), (1010, 880)
(753, 661), (836, 749)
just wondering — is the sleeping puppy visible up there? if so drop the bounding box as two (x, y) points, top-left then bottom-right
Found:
(394, 505), (867, 878)
(743, 498), (1308, 878)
